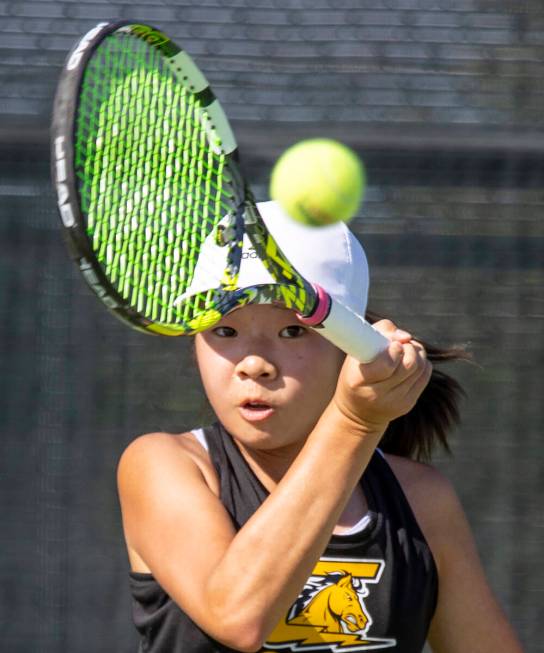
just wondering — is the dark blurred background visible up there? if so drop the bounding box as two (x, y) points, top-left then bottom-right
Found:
(1, 1), (542, 651)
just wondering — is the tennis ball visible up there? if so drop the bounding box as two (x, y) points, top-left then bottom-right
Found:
(269, 138), (366, 227)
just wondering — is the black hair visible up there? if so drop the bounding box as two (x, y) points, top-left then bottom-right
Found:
(366, 310), (471, 462)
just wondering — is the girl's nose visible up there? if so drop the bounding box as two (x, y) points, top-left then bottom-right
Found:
(234, 354), (277, 381)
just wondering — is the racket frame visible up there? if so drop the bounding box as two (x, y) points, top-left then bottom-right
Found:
(52, 21), (156, 333)
(52, 20), (316, 335)
(51, 21), (388, 361)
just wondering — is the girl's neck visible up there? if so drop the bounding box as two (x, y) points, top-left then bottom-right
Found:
(235, 439), (305, 491)
(234, 434), (369, 532)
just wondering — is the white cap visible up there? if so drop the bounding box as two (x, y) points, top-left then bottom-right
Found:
(238, 201), (369, 316)
(177, 200), (370, 318)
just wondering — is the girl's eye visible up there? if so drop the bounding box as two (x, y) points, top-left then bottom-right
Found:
(279, 325), (307, 339)
(212, 326), (237, 337)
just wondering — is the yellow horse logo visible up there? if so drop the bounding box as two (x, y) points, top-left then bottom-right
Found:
(289, 573), (369, 634)
(263, 558), (396, 651)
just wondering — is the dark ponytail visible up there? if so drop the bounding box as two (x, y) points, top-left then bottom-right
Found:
(366, 310), (471, 462)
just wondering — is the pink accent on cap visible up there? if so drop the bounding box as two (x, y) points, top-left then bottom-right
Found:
(296, 284), (331, 326)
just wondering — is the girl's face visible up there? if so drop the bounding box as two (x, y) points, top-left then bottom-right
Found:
(194, 304), (345, 453)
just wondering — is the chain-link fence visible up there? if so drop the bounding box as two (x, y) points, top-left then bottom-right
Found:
(1, 2), (543, 651)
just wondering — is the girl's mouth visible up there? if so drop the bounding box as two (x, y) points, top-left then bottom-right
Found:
(238, 401), (275, 422)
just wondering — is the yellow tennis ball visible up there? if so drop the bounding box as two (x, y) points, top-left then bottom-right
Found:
(269, 138), (366, 226)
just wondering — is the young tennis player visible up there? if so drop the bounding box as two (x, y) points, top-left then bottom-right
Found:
(118, 202), (523, 652)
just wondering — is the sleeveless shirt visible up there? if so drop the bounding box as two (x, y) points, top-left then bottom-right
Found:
(129, 423), (438, 652)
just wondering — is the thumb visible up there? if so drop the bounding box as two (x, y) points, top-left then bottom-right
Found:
(372, 318), (412, 344)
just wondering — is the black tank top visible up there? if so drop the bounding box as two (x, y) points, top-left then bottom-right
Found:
(129, 423), (438, 652)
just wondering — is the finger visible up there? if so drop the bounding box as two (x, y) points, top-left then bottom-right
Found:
(401, 341), (424, 372)
(401, 358), (433, 407)
(408, 339), (426, 356)
(379, 357), (432, 419)
(372, 319), (412, 343)
(345, 340), (404, 386)
(365, 340), (405, 382)
(391, 329), (413, 343)
(379, 341), (428, 393)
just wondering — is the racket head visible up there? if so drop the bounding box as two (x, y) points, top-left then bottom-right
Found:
(52, 21), (312, 336)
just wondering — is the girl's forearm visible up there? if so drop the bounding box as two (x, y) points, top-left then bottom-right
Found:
(205, 401), (385, 642)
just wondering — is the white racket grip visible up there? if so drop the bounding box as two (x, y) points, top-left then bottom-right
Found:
(320, 298), (389, 362)
(298, 285), (389, 363)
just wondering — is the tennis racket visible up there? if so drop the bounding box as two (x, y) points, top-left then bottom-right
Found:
(51, 21), (388, 362)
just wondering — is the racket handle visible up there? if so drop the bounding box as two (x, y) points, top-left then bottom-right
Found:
(297, 284), (389, 363)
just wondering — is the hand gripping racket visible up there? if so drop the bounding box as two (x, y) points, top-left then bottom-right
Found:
(51, 21), (388, 362)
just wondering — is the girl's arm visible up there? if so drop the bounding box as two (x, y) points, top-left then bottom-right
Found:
(387, 455), (524, 653)
(118, 334), (431, 652)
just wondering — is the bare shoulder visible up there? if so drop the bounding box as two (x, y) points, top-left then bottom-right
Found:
(384, 452), (458, 508)
(385, 454), (524, 652)
(117, 431), (219, 498)
(117, 433), (233, 585)
(383, 453), (466, 569)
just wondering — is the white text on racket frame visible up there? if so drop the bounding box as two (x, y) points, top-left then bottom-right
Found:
(66, 23), (109, 71)
(54, 136), (76, 228)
